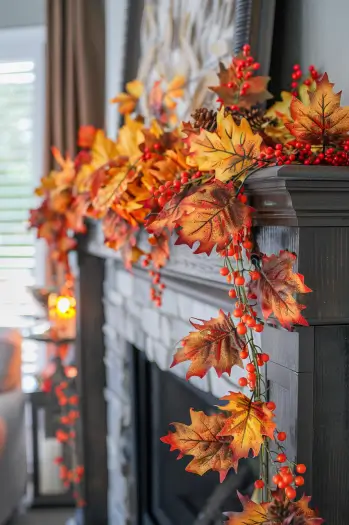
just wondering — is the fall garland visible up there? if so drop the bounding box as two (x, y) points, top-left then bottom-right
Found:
(28, 43), (349, 521)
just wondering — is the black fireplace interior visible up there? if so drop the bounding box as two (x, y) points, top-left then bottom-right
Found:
(131, 346), (258, 525)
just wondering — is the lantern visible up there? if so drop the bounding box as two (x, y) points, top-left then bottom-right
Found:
(48, 292), (76, 339)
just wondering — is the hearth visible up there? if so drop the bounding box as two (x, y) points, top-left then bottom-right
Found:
(130, 346), (257, 525)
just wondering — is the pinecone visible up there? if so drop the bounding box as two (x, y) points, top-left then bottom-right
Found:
(191, 105), (274, 134)
(191, 108), (217, 132)
(228, 105), (273, 133)
(266, 498), (307, 525)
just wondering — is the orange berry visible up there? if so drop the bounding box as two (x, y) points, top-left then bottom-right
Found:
(238, 377), (248, 387)
(277, 453), (287, 463)
(272, 474), (281, 485)
(254, 323), (264, 333)
(236, 323), (247, 335)
(235, 275), (245, 286)
(228, 289), (237, 299)
(240, 349), (249, 359)
(266, 401), (276, 411)
(220, 267), (229, 276)
(278, 432), (287, 442)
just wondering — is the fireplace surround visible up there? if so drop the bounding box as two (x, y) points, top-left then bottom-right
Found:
(76, 166), (349, 525)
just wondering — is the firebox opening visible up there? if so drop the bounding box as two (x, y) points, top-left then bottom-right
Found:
(131, 346), (258, 525)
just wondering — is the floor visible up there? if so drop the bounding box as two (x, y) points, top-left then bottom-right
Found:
(10, 508), (73, 525)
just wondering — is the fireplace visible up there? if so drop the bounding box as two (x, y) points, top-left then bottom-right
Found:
(130, 346), (256, 525)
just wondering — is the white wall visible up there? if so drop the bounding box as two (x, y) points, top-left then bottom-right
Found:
(0, 0), (45, 28)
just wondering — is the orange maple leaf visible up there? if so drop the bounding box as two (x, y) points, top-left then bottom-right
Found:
(175, 180), (252, 255)
(269, 490), (324, 524)
(145, 186), (194, 235)
(209, 61), (272, 109)
(285, 72), (349, 146)
(226, 492), (268, 525)
(218, 392), (276, 462)
(78, 125), (96, 149)
(161, 409), (237, 482)
(171, 310), (244, 379)
(150, 232), (170, 269)
(188, 109), (262, 182)
(111, 79), (144, 114)
(248, 250), (312, 329)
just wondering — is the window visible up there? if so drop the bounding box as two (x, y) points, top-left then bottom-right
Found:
(0, 27), (46, 328)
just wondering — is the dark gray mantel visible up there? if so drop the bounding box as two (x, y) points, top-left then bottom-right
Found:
(76, 165), (349, 525)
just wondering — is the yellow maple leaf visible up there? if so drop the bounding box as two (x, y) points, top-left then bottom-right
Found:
(188, 108), (262, 182)
(111, 79), (144, 114)
(218, 392), (276, 462)
(164, 75), (186, 109)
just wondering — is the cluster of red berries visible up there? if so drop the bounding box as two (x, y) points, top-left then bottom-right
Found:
(149, 170), (203, 209)
(270, 462), (307, 500)
(141, 252), (166, 308)
(141, 142), (163, 162)
(290, 63), (319, 96)
(217, 44), (260, 107)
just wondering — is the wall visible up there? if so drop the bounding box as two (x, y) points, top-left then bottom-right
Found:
(0, 0), (45, 27)
(270, 0), (349, 103)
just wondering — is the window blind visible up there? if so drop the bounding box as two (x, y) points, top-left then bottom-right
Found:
(0, 60), (40, 327)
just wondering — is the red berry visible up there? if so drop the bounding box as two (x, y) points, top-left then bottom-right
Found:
(278, 432), (287, 442)
(158, 196), (167, 207)
(272, 474), (282, 485)
(228, 289), (237, 299)
(235, 275), (245, 286)
(247, 372), (256, 381)
(254, 324), (264, 333)
(278, 480), (288, 489)
(295, 476), (305, 486)
(285, 487), (297, 500)
(237, 323), (247, 335)
(261, 353), (270, 363)
(254, 479), (264, 489)
(246, 316), (256, 328)
(252, 62), (260, 70)
(250, 270), (260, 280)
(282, 473), (294, 486)
(240, 350), (249, 359)
(296, 464), (306, 474)
(246, 363), (255, 373)
(243, 240), (253, 250)
(266, 401), (276, 411)
(238, 377), (248, 387)
(220, 267), (229, 276)
(276, 453), (287, 463)
(233, 307), (243, 318)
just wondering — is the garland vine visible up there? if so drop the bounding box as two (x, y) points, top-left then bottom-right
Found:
(28, 42), (349, 522)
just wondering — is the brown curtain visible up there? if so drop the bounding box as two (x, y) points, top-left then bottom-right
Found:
(44, 0), (105, 170)
(44, 0), (105, 286)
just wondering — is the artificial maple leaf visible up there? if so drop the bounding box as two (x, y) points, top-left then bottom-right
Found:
(188, 108), (262, 182)
(218, 392), (276, 462)
(285, 72), (349, 146)
(171, 310), (244, 379)
(111, 79), (144, 114)
(175, 180), (251, 256)
(145, 186), (193, 235)
(103, 212), (138, 252)
(248, 250), (312, 329)
(161, 409), (236, 482)
(209, 61), (272, 109)
(164, 75), (186, 109)
(150, 232), (170, 269)
(78, 125), (96, 149)
(268, 490), (324, 525)
(226, 492), (268, 525)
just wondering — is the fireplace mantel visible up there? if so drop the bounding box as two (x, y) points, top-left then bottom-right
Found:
(76, 165), (349, 525)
